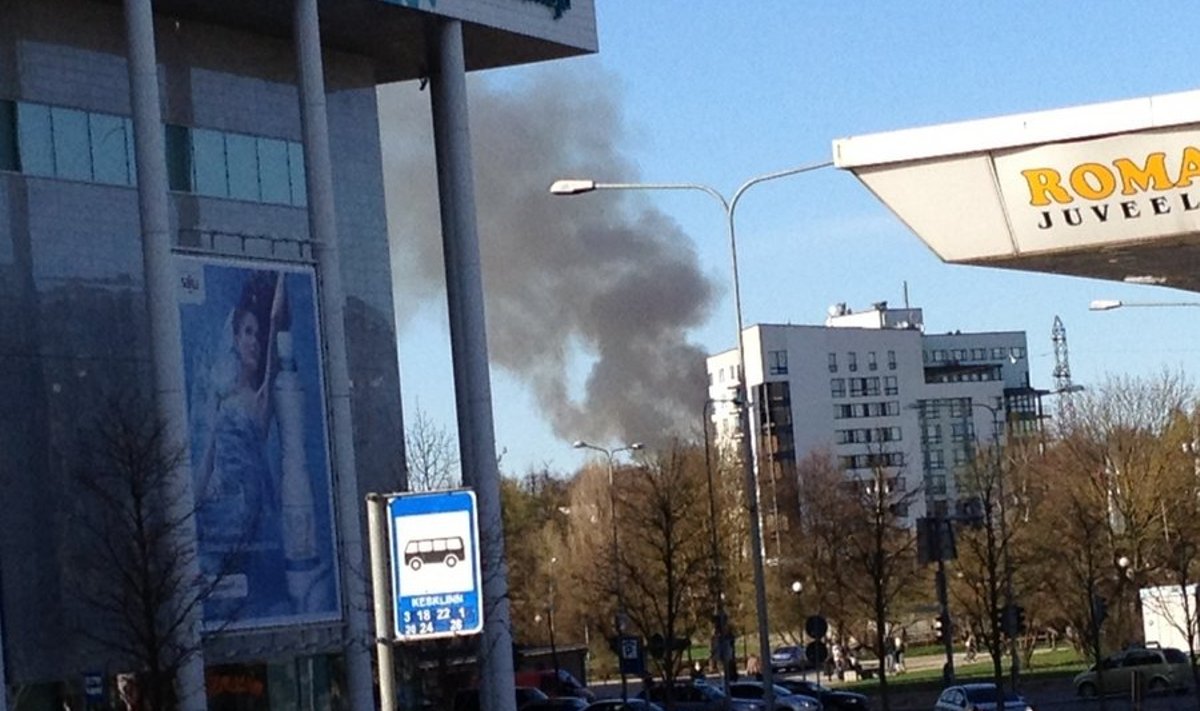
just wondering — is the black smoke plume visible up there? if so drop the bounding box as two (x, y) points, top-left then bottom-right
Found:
(379, 70), (717, 446)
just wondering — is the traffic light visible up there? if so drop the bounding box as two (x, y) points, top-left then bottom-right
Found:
(934, 614), (951, 644)
(1015, 605), (1027, 634)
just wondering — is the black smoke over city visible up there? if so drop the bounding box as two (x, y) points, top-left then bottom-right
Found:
(378, 70), (718, 447)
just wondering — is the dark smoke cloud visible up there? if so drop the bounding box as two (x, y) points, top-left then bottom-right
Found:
(379, 70), (717, 446)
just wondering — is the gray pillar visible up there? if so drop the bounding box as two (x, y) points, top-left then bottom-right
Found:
(367, 496), (397, 711)
(122, 1), (207, 709)
(428, 19), (517, 711)
(292, 2), (376, 708)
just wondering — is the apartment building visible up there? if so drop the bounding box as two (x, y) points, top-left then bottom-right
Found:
(706, 301), (1033, 542)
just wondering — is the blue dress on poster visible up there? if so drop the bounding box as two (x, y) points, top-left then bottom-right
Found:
(181, 262), (337, 627)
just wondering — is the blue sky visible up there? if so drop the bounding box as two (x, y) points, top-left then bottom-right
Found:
(390, 2), (1200, 477)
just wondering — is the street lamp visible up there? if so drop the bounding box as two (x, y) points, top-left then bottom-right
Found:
(573, 439), (643, 703)
(553, 161), (833, 711)
(1090, 299), (1200, 311)
(703, 396), (737, 703)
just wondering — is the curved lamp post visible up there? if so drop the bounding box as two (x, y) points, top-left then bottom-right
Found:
(553, 161), (832, 711)
(1090, 299), (1200, 311)
(574, 440), (643, 702)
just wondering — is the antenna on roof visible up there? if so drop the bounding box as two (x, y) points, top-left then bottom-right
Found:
(903, 281), (910, 308)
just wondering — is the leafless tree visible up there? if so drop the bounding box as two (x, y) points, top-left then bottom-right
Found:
(403, 405), (459, 492)
(840, 454), (922, 711)
(617, 444), (712, 686)
(69, 395), (229, 711)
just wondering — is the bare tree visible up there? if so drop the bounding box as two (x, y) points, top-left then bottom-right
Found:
(403, 405), (459, 492)
(840, 455), (922, 711)
(617, 444), (712, 686)
(69, 395), (227, 711)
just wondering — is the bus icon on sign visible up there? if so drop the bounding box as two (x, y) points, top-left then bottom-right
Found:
(405, 536), (465, 571)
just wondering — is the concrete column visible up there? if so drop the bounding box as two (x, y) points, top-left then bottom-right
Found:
(427, 19), (517, 711)
(121, 1), (207, 709)
(292, 1), (376, 708)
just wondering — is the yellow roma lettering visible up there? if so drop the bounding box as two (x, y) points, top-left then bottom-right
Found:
(1069, 163), (1116, 201)
(1021, 168), (1071, 206)
(1175, 146), (1200, 188)
(1113, 153), (1170, 195)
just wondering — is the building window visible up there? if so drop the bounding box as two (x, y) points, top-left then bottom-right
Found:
(868, 351), (878, 371)
(0, 100), (16, 172)
(953, 447), (971, 466)
(768, 349), (789, 375)
(1010, 346), (1026, 359)
(951, 421), (974, 443)
(926, 475), (947, 494)
(927, 450), (945, 469)
(888, 350), (897, 370)
(922, 423), (942, 445)
(865, 377), (881, 397)
(828, 353), (837, 373)
(848, 352), (858, 372)
(850, 379), (864, 397)
(933, 350), (946, 362)
(991, 347), (1005, 360)
(972, 348), (986, 360)
(884, 376), (898, 395)
(830, 378), (846, 398)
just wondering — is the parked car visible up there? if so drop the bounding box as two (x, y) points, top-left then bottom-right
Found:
(522, 698), (591, 711)
(777, 679), (869, 711)
(639, 680), (763, 711)
(454, 686), (549, 711)
(934, 683), (1033, 711)
(728, 681), (822, 711)
(771, 646), (809, 673)
(1073, 646), (1192, 697)
(584, 700), (665, 711)
(516, 669), (596, 701)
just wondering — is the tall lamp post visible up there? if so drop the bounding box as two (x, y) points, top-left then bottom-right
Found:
(574, 440), (643, 703)
(704, 396), (737, 704)
(552, 161), (832, 711)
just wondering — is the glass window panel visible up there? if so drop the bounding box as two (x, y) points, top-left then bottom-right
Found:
(89, 112), (129, 185)
(124, 119), (137, 186)
(17, 102), (54, 177)
(0, 101), (16, 172)
(164, 124), (191, 191)
(288, 141), (307, 206)
(192, 128), (228, 197)
(51, 106), (91, 180)
(258, 137), (290, 204)
(225, 131), (259, 201)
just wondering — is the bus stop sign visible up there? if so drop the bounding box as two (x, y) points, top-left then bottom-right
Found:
(387, 490), (484, 641)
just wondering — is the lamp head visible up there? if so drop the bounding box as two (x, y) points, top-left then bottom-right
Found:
(572, 440), (588, 449)
(549, 179), (597, 196)
(630, 442), (644, 451)
(1089, 299), (1123, 311)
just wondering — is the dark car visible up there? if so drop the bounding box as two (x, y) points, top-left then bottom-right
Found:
(934, 683), (1033, 711)
(778, 679), (869, 711)
(516, 669), (596, 701)
(454, 686), (549, 711)
(639, 680), (763, 711)
(584, 700), (665, 711)
(522, 698), (591, 711)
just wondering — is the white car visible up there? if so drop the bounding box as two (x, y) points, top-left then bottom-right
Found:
(729, 681), (822, 711)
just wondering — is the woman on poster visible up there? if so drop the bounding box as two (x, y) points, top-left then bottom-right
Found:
(193, 269), (330, 621)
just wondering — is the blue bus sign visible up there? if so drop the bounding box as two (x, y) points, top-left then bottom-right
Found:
(387, 490), (483, 641)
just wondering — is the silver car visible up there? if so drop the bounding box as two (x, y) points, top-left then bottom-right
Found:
(934, 683), (1033, 711)
(728, 681), (822, 711)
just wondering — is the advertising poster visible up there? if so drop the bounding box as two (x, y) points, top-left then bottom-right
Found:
(177, 256), (340, 629)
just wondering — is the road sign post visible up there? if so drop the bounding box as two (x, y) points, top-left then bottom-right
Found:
(386, 490), (484, 641)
